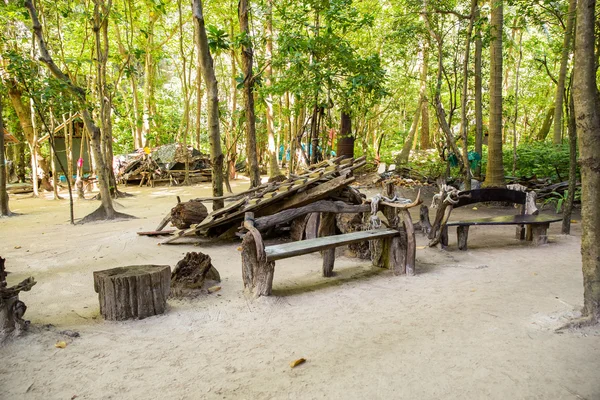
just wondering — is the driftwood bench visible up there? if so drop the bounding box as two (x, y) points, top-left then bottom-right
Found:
(429, 186), (561, 250)
(240, 185), (421, 297)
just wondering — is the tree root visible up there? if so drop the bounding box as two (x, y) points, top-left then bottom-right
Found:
(555, 314), (599, 332)
(77, 205), (136, 224)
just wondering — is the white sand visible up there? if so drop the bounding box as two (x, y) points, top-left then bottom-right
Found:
(0, 182), (599, 400)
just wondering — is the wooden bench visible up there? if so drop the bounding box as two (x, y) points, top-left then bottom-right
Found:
(432, 187), (561, 250)
(240, 187), (420, 297)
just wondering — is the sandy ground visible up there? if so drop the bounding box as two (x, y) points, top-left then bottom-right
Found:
(0, 180), (599, 400)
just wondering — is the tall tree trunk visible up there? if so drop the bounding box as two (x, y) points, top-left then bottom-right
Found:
(265, 0), (279, 178)
(177, 0), (190, 185)
(239, 0), (260, 187)
(474, 2), (483, 178)
(25, 0), (118, 220)
(537, 104), (555, 141)
(192, 0), (224, 210)
(512, 29), (523, 176)
(337, 110), (354, 159)
(484, 0), (505, 187)
(552, 0), (577, 145)
(419, 99), (431, 149)
(0, 97), (10, 216)
(562, 81), (577, 234)
(228, 42), (238, 181)
(573, 0), (600, 322)
(459, 0), (478, 190)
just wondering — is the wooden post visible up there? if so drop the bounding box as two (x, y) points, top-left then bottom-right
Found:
(319, 212), (336, 277)
(241, 212), (275, 297)
(457, 225), (469, 250)
(93, 265), (171, 320)
(304, 212), (320, 239)
(531, 223), (549, 245)
(400, 209), (416, 275)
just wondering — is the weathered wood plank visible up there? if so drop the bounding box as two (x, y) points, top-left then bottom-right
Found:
(265, 229), (399, 261)
(446, 214), (562, 226)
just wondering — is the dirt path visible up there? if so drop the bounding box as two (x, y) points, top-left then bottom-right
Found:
(1, 182), (599, 400)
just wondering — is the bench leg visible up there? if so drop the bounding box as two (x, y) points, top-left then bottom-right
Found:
(457, 226), (469, 251)
(441, 226), (449, 249)
(515, 224), (525, 240)
(525, 225), (533, 241)
(319, 213), (336, 277)
(241, 232), (275, 297)
(531, 223), (549, 245)
(400, 210), (416, 276)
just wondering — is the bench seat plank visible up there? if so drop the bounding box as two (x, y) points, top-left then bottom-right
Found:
(265, 228), (399, 261)
(446, 214), (561, 227)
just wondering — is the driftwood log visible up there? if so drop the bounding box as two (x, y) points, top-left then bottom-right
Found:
(241, 213), (275, 297)
(93, 265), (171, 321)
(0, 257), (36, 342)
(171, 200), (209, 229)
(171, 252), (220, 297)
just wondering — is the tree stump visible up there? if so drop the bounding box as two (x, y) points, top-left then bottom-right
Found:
(171, 252), (220, 297)
(93, 265), (171, 321)
(170, 200), (209, 229)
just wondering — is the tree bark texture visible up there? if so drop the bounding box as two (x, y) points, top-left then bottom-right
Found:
(484, 0), (505, 187)
(239, 0), (261, 188)
(0, 98), (10, 216)
(170, 200), (208, 229)
(552, 0), (577, 145)
(171, 252), (220, 297)
(562, 86), (577, 234)
(573, 0), (600, 321)
(337, 110), (354, 158)
(193, 0), (224, 210)
(265, 0), (280, 178)
(93, 265), (171, 320)
(474, 3), (483, 178)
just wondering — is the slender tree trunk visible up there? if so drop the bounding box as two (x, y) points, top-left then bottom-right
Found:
(573, 0), (600, 322)
(177, 0), (190, 185)
(552, 0), (577, 145)
(192, 0), (224, 210)
(419, 98), (431, 149)
(265, 0), (279, 177)
(562, 82), (577, 234)
(537, 104), (555, 140)
(0, 97), (10, 216)
(474, 2), (483, 177)
(141, 13), (158, 147)
(459, 0), (478, 190)
(512, 30), (523, 176)
(484, 0), (505, 187)
(228, 44), (238, 181)
(26, 0), (117, 219)
(239, 0), (260, 187)
(337, 110), (354, 159)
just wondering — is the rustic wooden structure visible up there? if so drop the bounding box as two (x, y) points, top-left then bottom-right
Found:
(427, 186), (561, 250)
(93, 265), (171, 320)
(154, 157), (367, 243)
(0, 257), (36, 342)
(240, 188), (421, 297)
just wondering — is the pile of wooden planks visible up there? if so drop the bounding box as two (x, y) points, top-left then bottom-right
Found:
(154, 156), (367, 244)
